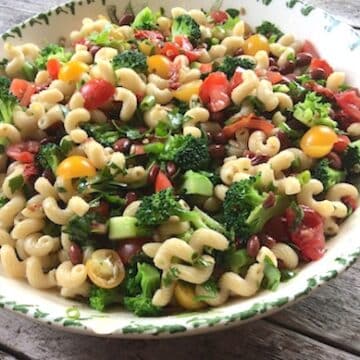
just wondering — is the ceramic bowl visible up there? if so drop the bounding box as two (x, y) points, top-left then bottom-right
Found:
(0, 0), (359, 338)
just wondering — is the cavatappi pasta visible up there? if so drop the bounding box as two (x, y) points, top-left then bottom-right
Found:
(0, 6), (359, 317)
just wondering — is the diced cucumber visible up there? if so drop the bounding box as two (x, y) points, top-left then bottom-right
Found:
(109, 216), (150, 240)
(181, 170), (213, 197)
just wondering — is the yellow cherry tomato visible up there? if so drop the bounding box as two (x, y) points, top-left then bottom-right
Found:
(86, 249), (125, 289)
(243, 34), (270, 56)
(139, 40), (155, 56)
(174, 282), (207, 311)
(300, 125), (338, 158)
(172, 80), (203, 102)
(58, 60), (88, 82)
(57, 156), (96, 179)
(147, 55), (172, 79)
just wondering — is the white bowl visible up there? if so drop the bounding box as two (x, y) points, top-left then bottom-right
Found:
(0, 0), (359, 338)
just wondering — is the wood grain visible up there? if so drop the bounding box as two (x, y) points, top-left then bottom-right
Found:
(0, 1), (359, 359)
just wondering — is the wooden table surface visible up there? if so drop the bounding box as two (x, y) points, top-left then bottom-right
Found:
(0, 1), (359, 359)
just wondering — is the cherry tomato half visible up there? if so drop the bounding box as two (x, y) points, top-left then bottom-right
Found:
(301, 40), (320, 58)
(47, 58), (61, 80)
(80, 79), (115, 110)
(243, 34), (270, 56)
(335, 90), (360, 123)
(300, 125), (338, 158)
(155, 170), (172, 192)
(10, 79), (36, 107)
(286, 205), (325, 261)
(333, 135), (351, 153)
(210, 10), (229, 24)
(199, 72), (231, 113)
(6, 141), (40, 163)
(86, 249), (125, 289)
(57, 156), (96, 179)
(310, 58), (333, 77)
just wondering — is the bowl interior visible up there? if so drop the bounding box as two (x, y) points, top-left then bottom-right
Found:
(0, 0), (359, 337)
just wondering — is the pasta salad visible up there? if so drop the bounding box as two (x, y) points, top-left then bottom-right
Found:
(0, 5), (359, 316)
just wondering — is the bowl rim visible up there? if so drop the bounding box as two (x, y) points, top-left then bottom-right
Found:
(0, 0), (359, 338)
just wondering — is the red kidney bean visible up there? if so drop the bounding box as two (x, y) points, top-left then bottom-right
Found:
(205, 132), (214, 143)
(209, 144), (226, 160)
(269, 57), (277, 67)
(69, 244), (83, 265)
(147, 164), (160, 184)
(119, 13), (135, 26)
(268, 65), (280, 72)
(125, 192), (138, 207)
(213, 131), (228, 145)
(166, 161), (177, 177)
(113, 138), (131, 153)
(247, 235), (260, 258)
(277, 131), (292, 150)
(263, 192), (276, 209)
(310, 67), (326, 80)
(296, 52), (313, 67)
(234, 48), (244, 56)
(277, 259), (286, 269)
(40, 136), (56, 145)
(89, 45), (101, 57)
(326, 151), (342, 170)
(261, 235), (276, 248)
(210, 111), (226, 124)
(41, 169), (55, 184)
(279, 61), (296, 75)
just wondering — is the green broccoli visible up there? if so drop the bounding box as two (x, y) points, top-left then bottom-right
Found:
(35, 44), (72, 69)
(312, 159), (346, 191)
(89, 286), (121, 311)
(88, 27), (129, 50)
(132, 7), (157, 30)
(160, 135), (210, 172)
(261, 256), (281, 291)
(0, 76), (18, 124)
(22, 62), (37, 81)
(293, 92), (337, 128)
(256, 21), (284, 42)
(216, 56), (256, 78)
(225, 8), (240, 18)
(135, 188), (226, 234)
(343, 139), (360, 174)
(112, 50), (147, 73)
(82, 123), (119, 147)
(171, 14), (201, 45)
(223, 176), (290, 239)
(123, 262), (161, 317)
(36, 143), (64, 175)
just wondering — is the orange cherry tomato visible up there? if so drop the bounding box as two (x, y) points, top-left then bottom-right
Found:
(58, 61), (88, 82)
(57, 156), (96, 179)
(147, 55), (172, 79)
(300, 126), (338, 158)
(243, 34), (270, 56)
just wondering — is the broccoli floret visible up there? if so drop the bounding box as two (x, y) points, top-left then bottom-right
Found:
(223, 176), (290, 239)
(171, 14), (201, 45)
(256, 21), (284, 42)
(160, 135), (210, 172)
(312, 159), (346, 191)
(343, 139), (360, 174)
(89, 286), (121, 311)
(35, 44), (72, 69)
(0, 76), (18, 124)
(112, 50), (147, 73)
(135, 188), (226, 234)
(293, 92), (337, 128)
(82, 123), (119, 147)
(123, 262), (161, 317)
(36, 143), (64, 175)
(216, 56), (256, 78)
(132, 7), (157, 30)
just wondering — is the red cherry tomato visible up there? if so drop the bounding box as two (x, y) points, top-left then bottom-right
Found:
(265, 71), (283, 85)
(47, 58), (61, 79)
(333, 135), (351, 153)
(173, 36), (201, 62)
(134, 30), (164, 41)
(155, 171), (172, 192)
(199, 63), (213, 74)
(161, 42), (180, 60)
(210, 10), (229, 24)
(341, 196), (358, 213)
(286, 205), (325, 261)
(335, 90), (360, 123)
(199, 72), (231, 112)
(80, 79), (115, 110)
(304, 81), (335, 101)
(309, 58), (333, 77)
(301, 40), (320, 58)
(117, 238), (150, 265)
(6, 141), (40, 163)
(262, 215), (290, 243)
(230, 68), (243, 90)
(10, 79), (36, 107)
(23, 163), (39, 180)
